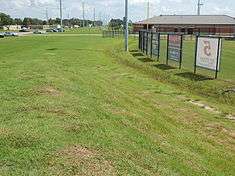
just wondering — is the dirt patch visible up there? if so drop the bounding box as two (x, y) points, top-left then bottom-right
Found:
(36, 86), (62, 97)
(188, 100), (234, 121)
(225, 114), (235, 121)
(204, 123), (235, 149)
(57, 145), (95, 159)
(48, 145), (116, 176)
(189, 100), (220, 114)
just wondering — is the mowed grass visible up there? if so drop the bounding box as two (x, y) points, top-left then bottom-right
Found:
(0, 36), (234, 176)
(121, 37), (235, 105)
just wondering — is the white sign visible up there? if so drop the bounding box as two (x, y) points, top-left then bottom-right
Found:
(196, 37), (221, 71)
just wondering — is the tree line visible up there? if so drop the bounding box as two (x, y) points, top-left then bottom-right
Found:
(0, 12), (102, 27)
(108, 18), (132, 30)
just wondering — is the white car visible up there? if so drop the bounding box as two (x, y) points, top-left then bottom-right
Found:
(34, 30), (47, 34)
(4, 32), (18, 37)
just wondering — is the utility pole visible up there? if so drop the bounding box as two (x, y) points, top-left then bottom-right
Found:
(147, 0), (150, 31)
(98, 12), (102, 26)
(82, 1), (85, 27)
(59, 0), (63, 29)
(125, 0), (128, 51)
(93, 7), (96, 27)
(197, 0), (203, 15)
(45, 8), (49, 24)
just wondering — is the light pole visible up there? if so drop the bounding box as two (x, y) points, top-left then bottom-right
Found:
(93, 7), (96, 27)
(82, 1), (85, 27)
(197, 0), (203, 15)
(46, 8), (49, 25)
(147, 0), (150, 31)
(125, 0), (128, 51)
(60, 0), (63, 29)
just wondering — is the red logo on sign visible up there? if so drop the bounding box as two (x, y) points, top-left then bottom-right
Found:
(203, 41), (211, 56)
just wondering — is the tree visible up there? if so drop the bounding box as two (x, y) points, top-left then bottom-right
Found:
(0, 13), (13, 26)
(23, 18), (32, 26)
(13, 18), (23, 25)
(0, 12), (103, 28)
(108, 19), (123, 30)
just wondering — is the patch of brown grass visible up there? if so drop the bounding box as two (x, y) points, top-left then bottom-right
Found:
(105, 104), (136, 117)
(48, 145), (116, 176)
(57, 145), (95, 159)
(0, 128), (11, 136)
(63, 124), (81, 133)
(204, 123), (235, 151)
(36, 85), (62, 97)
(46, 108), (67, 116)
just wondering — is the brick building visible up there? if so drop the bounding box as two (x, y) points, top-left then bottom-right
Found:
(133, 15), (235, 35)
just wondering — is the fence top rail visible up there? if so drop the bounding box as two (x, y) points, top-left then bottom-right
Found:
(196, 35), (223, 39)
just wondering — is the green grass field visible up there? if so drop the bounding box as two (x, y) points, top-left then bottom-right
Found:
(0, 35), (234, 176)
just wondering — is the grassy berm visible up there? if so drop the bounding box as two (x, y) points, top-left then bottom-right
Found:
(0, 35), (234, 176)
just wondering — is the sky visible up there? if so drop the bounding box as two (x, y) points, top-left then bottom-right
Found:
(0, 0), (234, 23)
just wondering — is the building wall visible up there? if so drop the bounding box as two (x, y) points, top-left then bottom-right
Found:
(133, 23), (235, 35)
(133, 24), (144, 33)
(3, 25), (21, 31)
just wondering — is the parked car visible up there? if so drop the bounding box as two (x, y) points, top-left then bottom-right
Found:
(0, 33), (5, 38)
(52, 28), (59, 32)
(4, 32), (18, 37)
(46, 29), (54, 32)
(33, 30), (46, 34)
(46, 28), (65, 33)
(57, 28), (65, 32)
(19, 28), (30, 32)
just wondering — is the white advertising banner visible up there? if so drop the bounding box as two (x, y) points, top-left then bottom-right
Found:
(196, 37), (221, 71)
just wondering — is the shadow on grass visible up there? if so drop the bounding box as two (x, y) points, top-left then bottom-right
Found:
(153, 64), (176, 70)
(46, 48), (58, 51)
(175, 72), (213, 81)
(138, 57), (155, 62)
(130, 49), (139, 52)
(131, 52), (144, 57)
(75, 48), (104, 52)
(130, 50), (154, 62)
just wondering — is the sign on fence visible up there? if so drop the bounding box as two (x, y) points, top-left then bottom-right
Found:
(138, 30), (160, 60)
(147, 32), (152, 55)
(138, 32), (224, 79)
(151, 32), (160, 60)
(166, 34), (183, 69)
(194, 36), (222, 78)
(139, 31), (142, 50)
(143, 32), (148, 53)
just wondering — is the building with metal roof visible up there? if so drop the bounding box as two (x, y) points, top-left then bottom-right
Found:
(133, 15), (235, 35)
